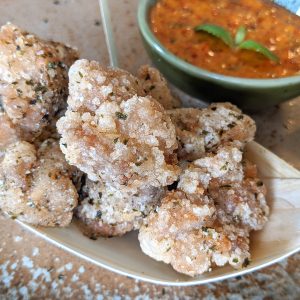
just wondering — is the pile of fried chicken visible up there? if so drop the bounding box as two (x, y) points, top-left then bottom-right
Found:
(0, 23), (269, 277)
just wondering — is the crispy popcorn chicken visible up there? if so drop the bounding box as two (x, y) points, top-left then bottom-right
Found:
(137, 65), (181, 109)
(57, 59), (180, 192)
(0, 139), (78, 226)
(168, 102), (256, 160)
(210, 160), (269, 231)
(75, 177), (164, 237)
(178, 145), (244, 194)
(0, 23), (78, 141)
(0, 27), (267, 275)
(138, 191), (250, 276)
(139, 142), (268, 276)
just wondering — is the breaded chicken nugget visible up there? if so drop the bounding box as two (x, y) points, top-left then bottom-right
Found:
(137, 65), (181, 109)
(75, 177), (164, 237)
(178, 145), (244, 194)
(0, 139), (78, 226)
(138, 191), (250, 276)
(0, 23), (78, 141)
(57, 59), (180, 192)
(210, 160), (269, 231)
(179, 146), (268, 230)
(168, 103), (256, 160)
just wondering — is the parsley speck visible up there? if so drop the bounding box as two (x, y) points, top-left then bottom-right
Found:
(115, 112), (127, 120)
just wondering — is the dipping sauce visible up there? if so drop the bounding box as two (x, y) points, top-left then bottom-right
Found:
(150, 0), (300, 78)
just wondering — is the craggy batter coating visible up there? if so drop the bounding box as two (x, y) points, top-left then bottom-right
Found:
(76, 177), (164, 237)
(0, 23), (78, 142)
(0, 111), (20, 157)
(178, 145), (244, 193)
(139, 146), (268, 276)
(138, 191), (250, 276)
(137, 65), (181, 109)
(210, 160), (269, 231)
(168, 102), (256, 161)
(57, 59), (180, 192)
(0, 139), (78, 226)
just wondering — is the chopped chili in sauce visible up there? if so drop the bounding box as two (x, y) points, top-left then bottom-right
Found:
(150, 0), (300, 78)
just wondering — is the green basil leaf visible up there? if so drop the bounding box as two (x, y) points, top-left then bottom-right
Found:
(235, 26), (247, 45)
(238, 39), (279, 62)
(194, 24), (234, 47)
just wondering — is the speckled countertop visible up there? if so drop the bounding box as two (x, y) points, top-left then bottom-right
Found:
(0, 0), (300, 299)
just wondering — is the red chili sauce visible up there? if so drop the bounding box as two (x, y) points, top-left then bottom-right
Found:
(150, 0), (300, 78)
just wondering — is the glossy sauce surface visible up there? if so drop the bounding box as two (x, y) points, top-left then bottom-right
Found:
(150, 0), (300, 78)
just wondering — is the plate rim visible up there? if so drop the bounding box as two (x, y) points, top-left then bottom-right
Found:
(16, 219), (300, 286)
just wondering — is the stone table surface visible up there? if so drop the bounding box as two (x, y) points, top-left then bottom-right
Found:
(0, 0), (300, 299)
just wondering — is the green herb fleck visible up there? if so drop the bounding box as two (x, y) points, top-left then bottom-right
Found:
(210, 245), (216, 251)
(34, 83), (47, 93)
(233, 258), (239, 263)
(78, 71), (83, 78)
(242, 257), (251, 267)
(58, 274), (64, 280)
(16, 88), (23, 96)
(202, 226), (208, 232)
(220, 184), (232, 188)
(115, 112), (127, 120)
(113, 138), (119, 144)
(220, 161), (229, 171)
(47, 62), (57, 69)
(25, 80), (34, 86)
(228, 122), (237, 129)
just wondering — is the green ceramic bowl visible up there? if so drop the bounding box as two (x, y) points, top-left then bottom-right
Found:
(137, 0), (300, 111)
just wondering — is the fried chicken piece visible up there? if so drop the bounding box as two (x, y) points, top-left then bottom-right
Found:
(179, 146), (268, 230)
(57, 59), (180, 192)
(210, 160), (269, 231)
(0, 139), (78, 226)
(168, 102), (256, 160)
(139, 143), (268, 276)
(75, 177), (164, 237)
(178, 145), (244, 194)
(0, 23), (78, 141)
(137, 65), (181, 109)
(138, 191), (250, 276)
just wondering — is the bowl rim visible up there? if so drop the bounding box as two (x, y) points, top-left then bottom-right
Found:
(137, 0), (300, 88)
